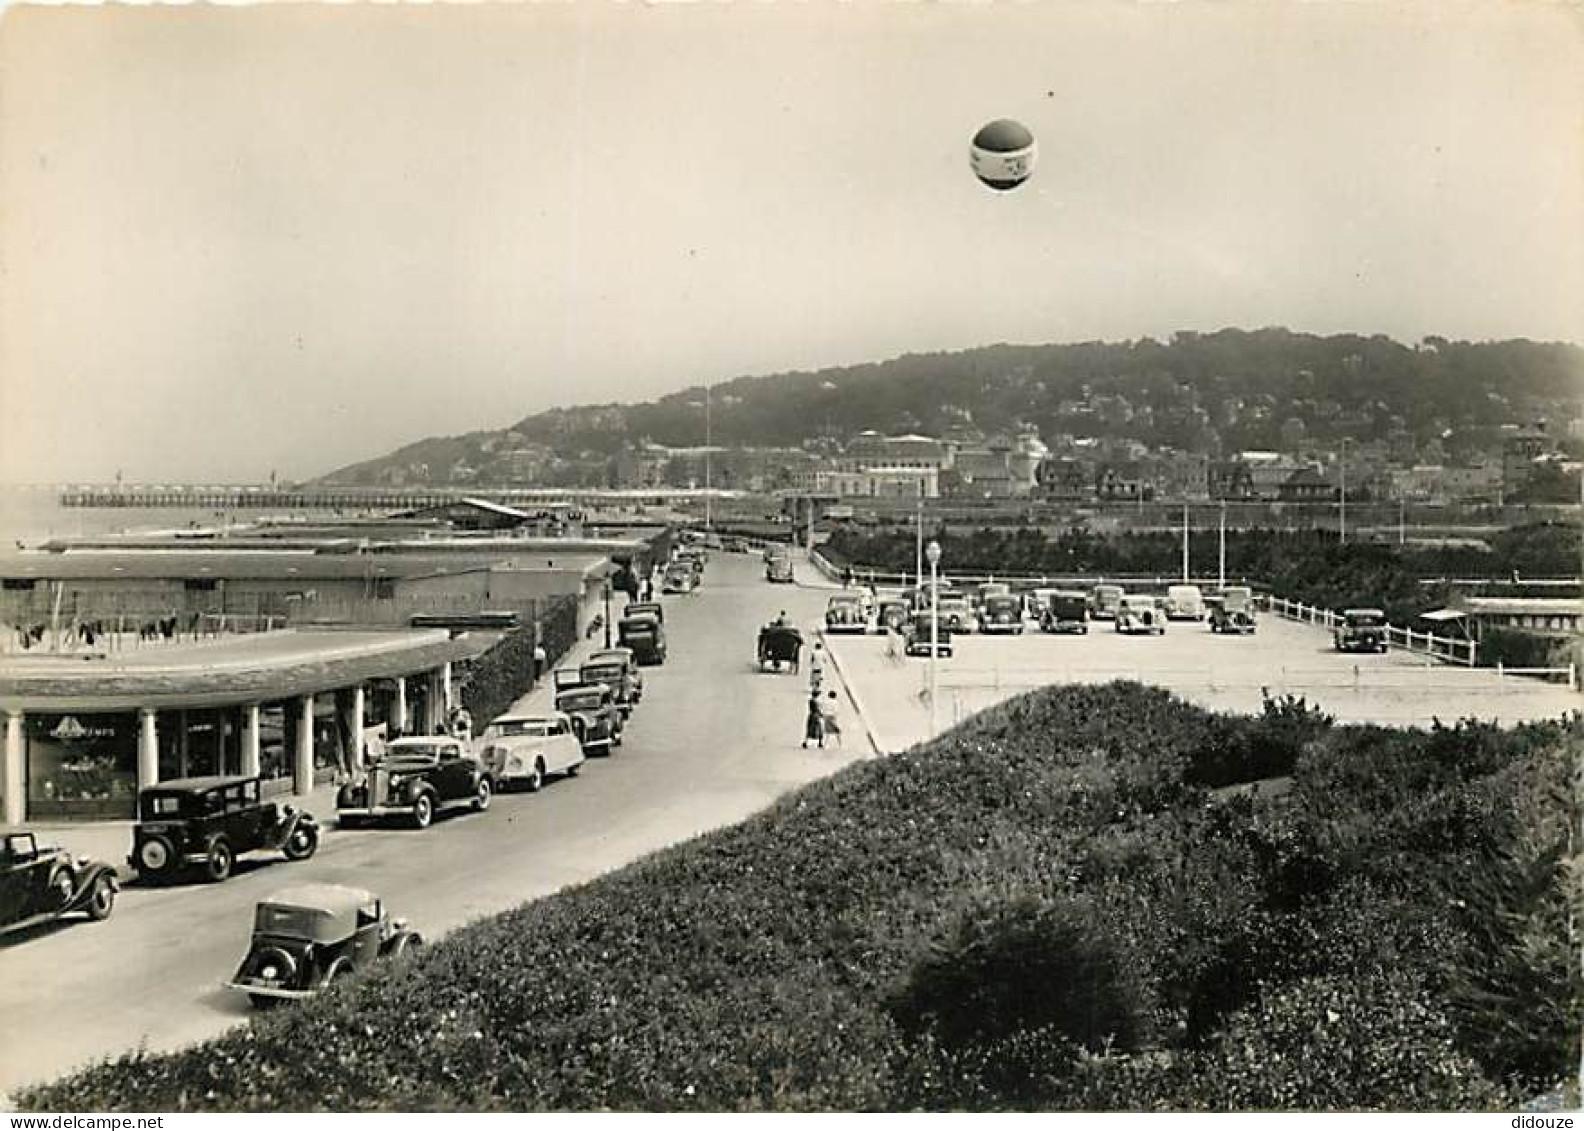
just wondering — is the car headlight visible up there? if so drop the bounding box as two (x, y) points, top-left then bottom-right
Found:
(389, 774), (405, 790)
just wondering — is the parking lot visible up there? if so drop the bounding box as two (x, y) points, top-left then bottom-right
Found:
(823, 612), (1582, 753)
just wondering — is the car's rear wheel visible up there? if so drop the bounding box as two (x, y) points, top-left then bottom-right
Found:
(86, 874), (115, 921)
(473, 777), (492, 812)
(135, 835), (175, 880)
(526, 760), (545, 792)
(282, 823), (318, 861)
(411, 793), (434, 829)
(565, 761), (580, 777)
(204, 839), (234, 883)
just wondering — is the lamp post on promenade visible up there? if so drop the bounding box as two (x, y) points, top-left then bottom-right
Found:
(1338, 438), (1350, 545)
(602, 580), (612, 648)
(926, 539), (942, 739)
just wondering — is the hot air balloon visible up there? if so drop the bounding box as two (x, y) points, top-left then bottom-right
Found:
(970, 119), (1036, 191)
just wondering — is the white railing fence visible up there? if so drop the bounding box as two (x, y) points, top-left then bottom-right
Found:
(1263, 595), (1482, 667)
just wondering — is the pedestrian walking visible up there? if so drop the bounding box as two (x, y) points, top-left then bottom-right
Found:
(808, 641), (826, 693)
(802, 690), (826, 749)
(821, 690), (844, 746)
(532, 641), (548, 685)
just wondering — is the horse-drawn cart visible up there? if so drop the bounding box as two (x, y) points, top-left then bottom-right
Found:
(757, 624), (804, 673)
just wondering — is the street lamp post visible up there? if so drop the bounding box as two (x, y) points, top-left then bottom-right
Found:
(704, 385), (712, 534)
(1338, 439), (1350, 544)
(926, 539), (942, 739)
(602, 580), (612, 648)
(914, 483), (924, 587)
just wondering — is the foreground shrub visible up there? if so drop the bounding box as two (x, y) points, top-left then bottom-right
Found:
(888, 892), (1145, 1056)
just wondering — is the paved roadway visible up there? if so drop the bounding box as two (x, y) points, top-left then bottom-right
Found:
(0, 552), (853, 1099)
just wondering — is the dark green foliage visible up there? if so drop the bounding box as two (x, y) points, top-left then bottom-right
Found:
(19, 685), (1577, 1112)
(888, 893), (1145, 1055)
(457, 597), (577, 727)
(316, 330), (1583, 488)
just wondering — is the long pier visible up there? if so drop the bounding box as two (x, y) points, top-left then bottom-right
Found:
(56, 486), (737, 510)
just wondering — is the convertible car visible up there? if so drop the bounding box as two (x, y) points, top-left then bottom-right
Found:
(228, 883), (421, 1008)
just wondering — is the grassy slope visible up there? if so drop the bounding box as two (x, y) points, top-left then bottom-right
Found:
(19, 683), (1578, 1112)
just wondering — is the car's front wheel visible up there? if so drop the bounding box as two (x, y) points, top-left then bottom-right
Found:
(473, 777), (492, 812)
(86, 874), (115, 921)
(204, 839), (234, 883)
(411, 793), (434, 829)
(282, 823), (318, 861)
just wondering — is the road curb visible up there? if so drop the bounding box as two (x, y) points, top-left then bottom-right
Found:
(816, 626), (887, 758)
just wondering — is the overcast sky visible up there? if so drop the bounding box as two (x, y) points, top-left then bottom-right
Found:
(1, 2), (1580, 483)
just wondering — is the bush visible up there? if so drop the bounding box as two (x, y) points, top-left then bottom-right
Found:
(888, 893), (1146, 1055)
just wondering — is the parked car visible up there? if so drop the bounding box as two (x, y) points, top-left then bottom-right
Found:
(1115, 594), (1166, 635)
(1040, 590), (1090, 634)
(1164, 584), (1206, 621)
(479, 712), (585, 792)
(625, 601), (665, 624)
(336, 736), (493, 830)
(765, 555), (795, 584)
(617, 611), (667, 665)
(1335, 608), (1389, 653)
(1, 832), (117, 935)
(824, 592), (868, 634)
(905, 612), (954, 657)
(937, 594), (979, 634)
(554, 681), (625, 752)
(130, 776), (320, 884)
(979, 593), (1025, 635)
(584, 651), (641, 711)
(1090, 584), (1125, 620)
(974, 582), (1012, 608)
(227, 883), (421, 1009)
(663, 567), (697, 594)
(875, 596), (911, 635)
(1208, 586), (1258, 634)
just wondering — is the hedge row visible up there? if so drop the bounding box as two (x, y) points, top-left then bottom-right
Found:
(457, 596), (579, 728)
(19, 684), (1579, 1111)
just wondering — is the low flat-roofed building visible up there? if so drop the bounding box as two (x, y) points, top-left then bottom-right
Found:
(0, 626), (495, 822)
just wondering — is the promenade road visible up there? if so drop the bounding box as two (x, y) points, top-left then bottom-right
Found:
(0, 552), (855, 1100)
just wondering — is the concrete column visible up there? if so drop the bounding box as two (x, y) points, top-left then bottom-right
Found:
(440, 662), (453, 713)
(241, 703), (261, 778)
(137, 707), (159, 790)
(392, 677), (408, 735)
(349, 684), (366, 770)
(295, 695), (315, 797)
(3, 711), (25, 826)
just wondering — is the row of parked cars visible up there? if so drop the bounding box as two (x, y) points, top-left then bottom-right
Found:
(3, 600), (676, 1007)
(662, 545), (709, 594)
(824, 581), (1263, 652)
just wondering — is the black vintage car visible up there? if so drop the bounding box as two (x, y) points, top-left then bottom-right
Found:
(337, 736), (494, 829)
(1208, 586), (1258, 634)
(1040, 590), (1090, 635)
(1, 832), (118, 935)
(130, 776), (320, 884)
(1335, 608), (1389, 653)
(581, 657), (638, 716)
(553, 672), (625, 752)
(228, 883), (421, 1009)
(617, 612), (667, 665)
